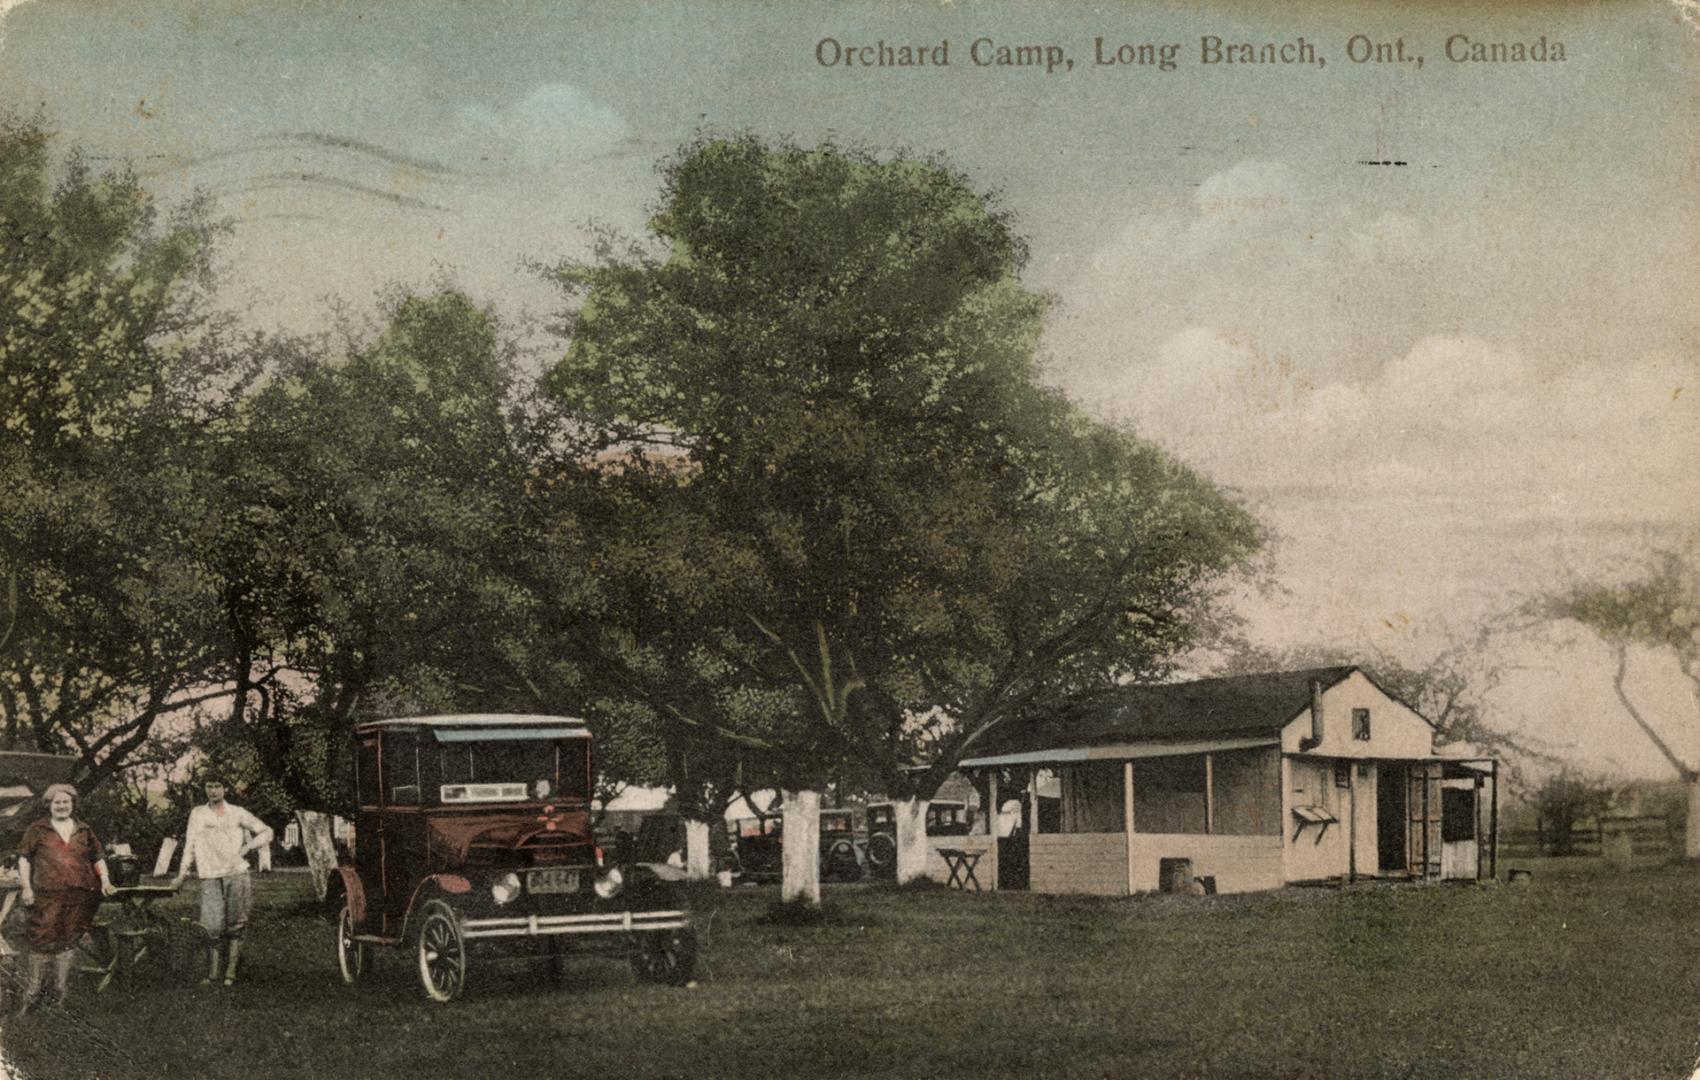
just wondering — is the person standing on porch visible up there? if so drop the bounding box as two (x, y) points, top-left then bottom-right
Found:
(171, 775), (272, 986)
(15, 783), (118, 1011)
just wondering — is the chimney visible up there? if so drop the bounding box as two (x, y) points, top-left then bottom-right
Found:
(1299, 678), (1324, 752)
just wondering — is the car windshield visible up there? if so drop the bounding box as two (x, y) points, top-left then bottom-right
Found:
(424, 736), (590, 804)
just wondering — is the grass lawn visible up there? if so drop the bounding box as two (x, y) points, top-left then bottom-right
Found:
(6, 863), (1700, 1079)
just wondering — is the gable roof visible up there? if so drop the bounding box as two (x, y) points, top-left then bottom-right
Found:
(973, 666), (1360, 758)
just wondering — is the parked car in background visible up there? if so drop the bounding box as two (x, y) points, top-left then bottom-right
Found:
(331, 715), (697, 1002)
(864, 800), (974, 879)
(728, 815), (783, 883)
(819, 808), (864, 882)
(728, 807), (867, 883)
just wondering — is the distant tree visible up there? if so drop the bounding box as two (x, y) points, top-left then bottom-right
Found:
(1531, 767), (1615, 855)
(1544, 550), (1700, 857)
(544, 134), (1262, 891)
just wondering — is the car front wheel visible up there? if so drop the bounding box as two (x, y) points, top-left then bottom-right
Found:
(415, 900), (466, 1002)
(336, 902), (368, 985)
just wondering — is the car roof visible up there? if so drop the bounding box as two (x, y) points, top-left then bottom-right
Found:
(354, 713), (591, 736)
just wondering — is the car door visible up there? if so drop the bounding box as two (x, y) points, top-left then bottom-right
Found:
(352, 734), (386, 926)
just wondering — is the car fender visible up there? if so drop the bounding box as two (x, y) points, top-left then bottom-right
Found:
(399, 873), (474, 942)
(334, 865), (367, 926)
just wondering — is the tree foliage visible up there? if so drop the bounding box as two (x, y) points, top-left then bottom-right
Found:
(544, 135), (1263, 802)
(209, 290), (596, 810)
(0, 113), (246, 788)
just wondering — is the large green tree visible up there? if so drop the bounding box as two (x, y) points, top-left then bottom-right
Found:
(0, 114), (247, 789)
(545, 136), (1263, 887)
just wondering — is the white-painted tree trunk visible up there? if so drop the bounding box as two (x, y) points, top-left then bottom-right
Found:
(684, 818), (712, 879)
(780, 789), (821, 905)
(893, 796), (930, 885)
(1686, 777), (1700, 860)
(296, 810), (339, 902)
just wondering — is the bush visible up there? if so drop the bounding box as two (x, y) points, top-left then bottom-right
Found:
(1533, 768), (1615, 854)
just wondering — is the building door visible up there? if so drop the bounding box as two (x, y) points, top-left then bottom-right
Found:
(1377, 763), (1407, 873)
(1440, 782), (1480, 880)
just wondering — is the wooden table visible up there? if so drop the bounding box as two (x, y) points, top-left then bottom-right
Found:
(936, 847), (983, 892)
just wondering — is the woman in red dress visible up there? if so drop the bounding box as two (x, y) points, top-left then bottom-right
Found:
(16, 783), (116, 1010)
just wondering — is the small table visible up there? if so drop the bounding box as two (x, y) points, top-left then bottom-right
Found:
(937, 848), (983, 892)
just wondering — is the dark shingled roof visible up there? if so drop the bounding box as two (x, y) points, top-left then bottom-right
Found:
(980, 666), (1362, 756)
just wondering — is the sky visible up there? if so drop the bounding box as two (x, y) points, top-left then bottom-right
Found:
(2, 0), (1696, 782)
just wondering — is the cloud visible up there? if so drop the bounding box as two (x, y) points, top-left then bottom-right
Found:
(1110, 328), (1699, 523)
(455, 83), (629, 165)
(1061, 158), (1445, 390)
(1192, 159), (1301, 219)
(1055, 155), (1697, 528)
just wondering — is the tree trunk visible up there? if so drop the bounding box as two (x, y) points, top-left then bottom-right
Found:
(893, 796), (930, 885)
(296, 810), (339, 902)
(1687, 777), (1700, 861)
(683, 818), (712, 879)
(780, 789), (821, 905)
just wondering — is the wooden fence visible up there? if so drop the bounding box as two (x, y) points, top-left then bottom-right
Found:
(1498, 815), (1681, 859)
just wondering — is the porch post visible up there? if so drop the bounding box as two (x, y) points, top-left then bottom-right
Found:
(1123, 760), (1136, 895)
(1421, 764), (1431, 879)
(986, 771), (999, 836)
(1346, 762), (1357, 882)
(1029, 771), (1041, 836)
(1203, 753), (1214, 835)
(1489, 760), (1500, 882)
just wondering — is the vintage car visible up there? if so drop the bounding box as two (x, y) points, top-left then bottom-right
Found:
(727, 815), (781, 883)
(864, 799), (973, 878)
(818, 808), (864, 882)
(332, 714), (696, 1002)
(728, 807), (864, 883)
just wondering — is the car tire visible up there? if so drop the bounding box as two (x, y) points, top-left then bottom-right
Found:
(415, 900), (466, 1002)
(867, 832), (896, 877)
(824, 839), (861, 882)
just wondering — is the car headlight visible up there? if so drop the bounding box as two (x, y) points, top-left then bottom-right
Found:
(491, 871), (522, 905)
(593, 866), (624, 900)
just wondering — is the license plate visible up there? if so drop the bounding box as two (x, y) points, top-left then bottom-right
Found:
(528, 868), (580, 895)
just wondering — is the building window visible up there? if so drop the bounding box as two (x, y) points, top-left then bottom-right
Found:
(1334, 761), (1351, 788)
(1352, 708), (1371, 741)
